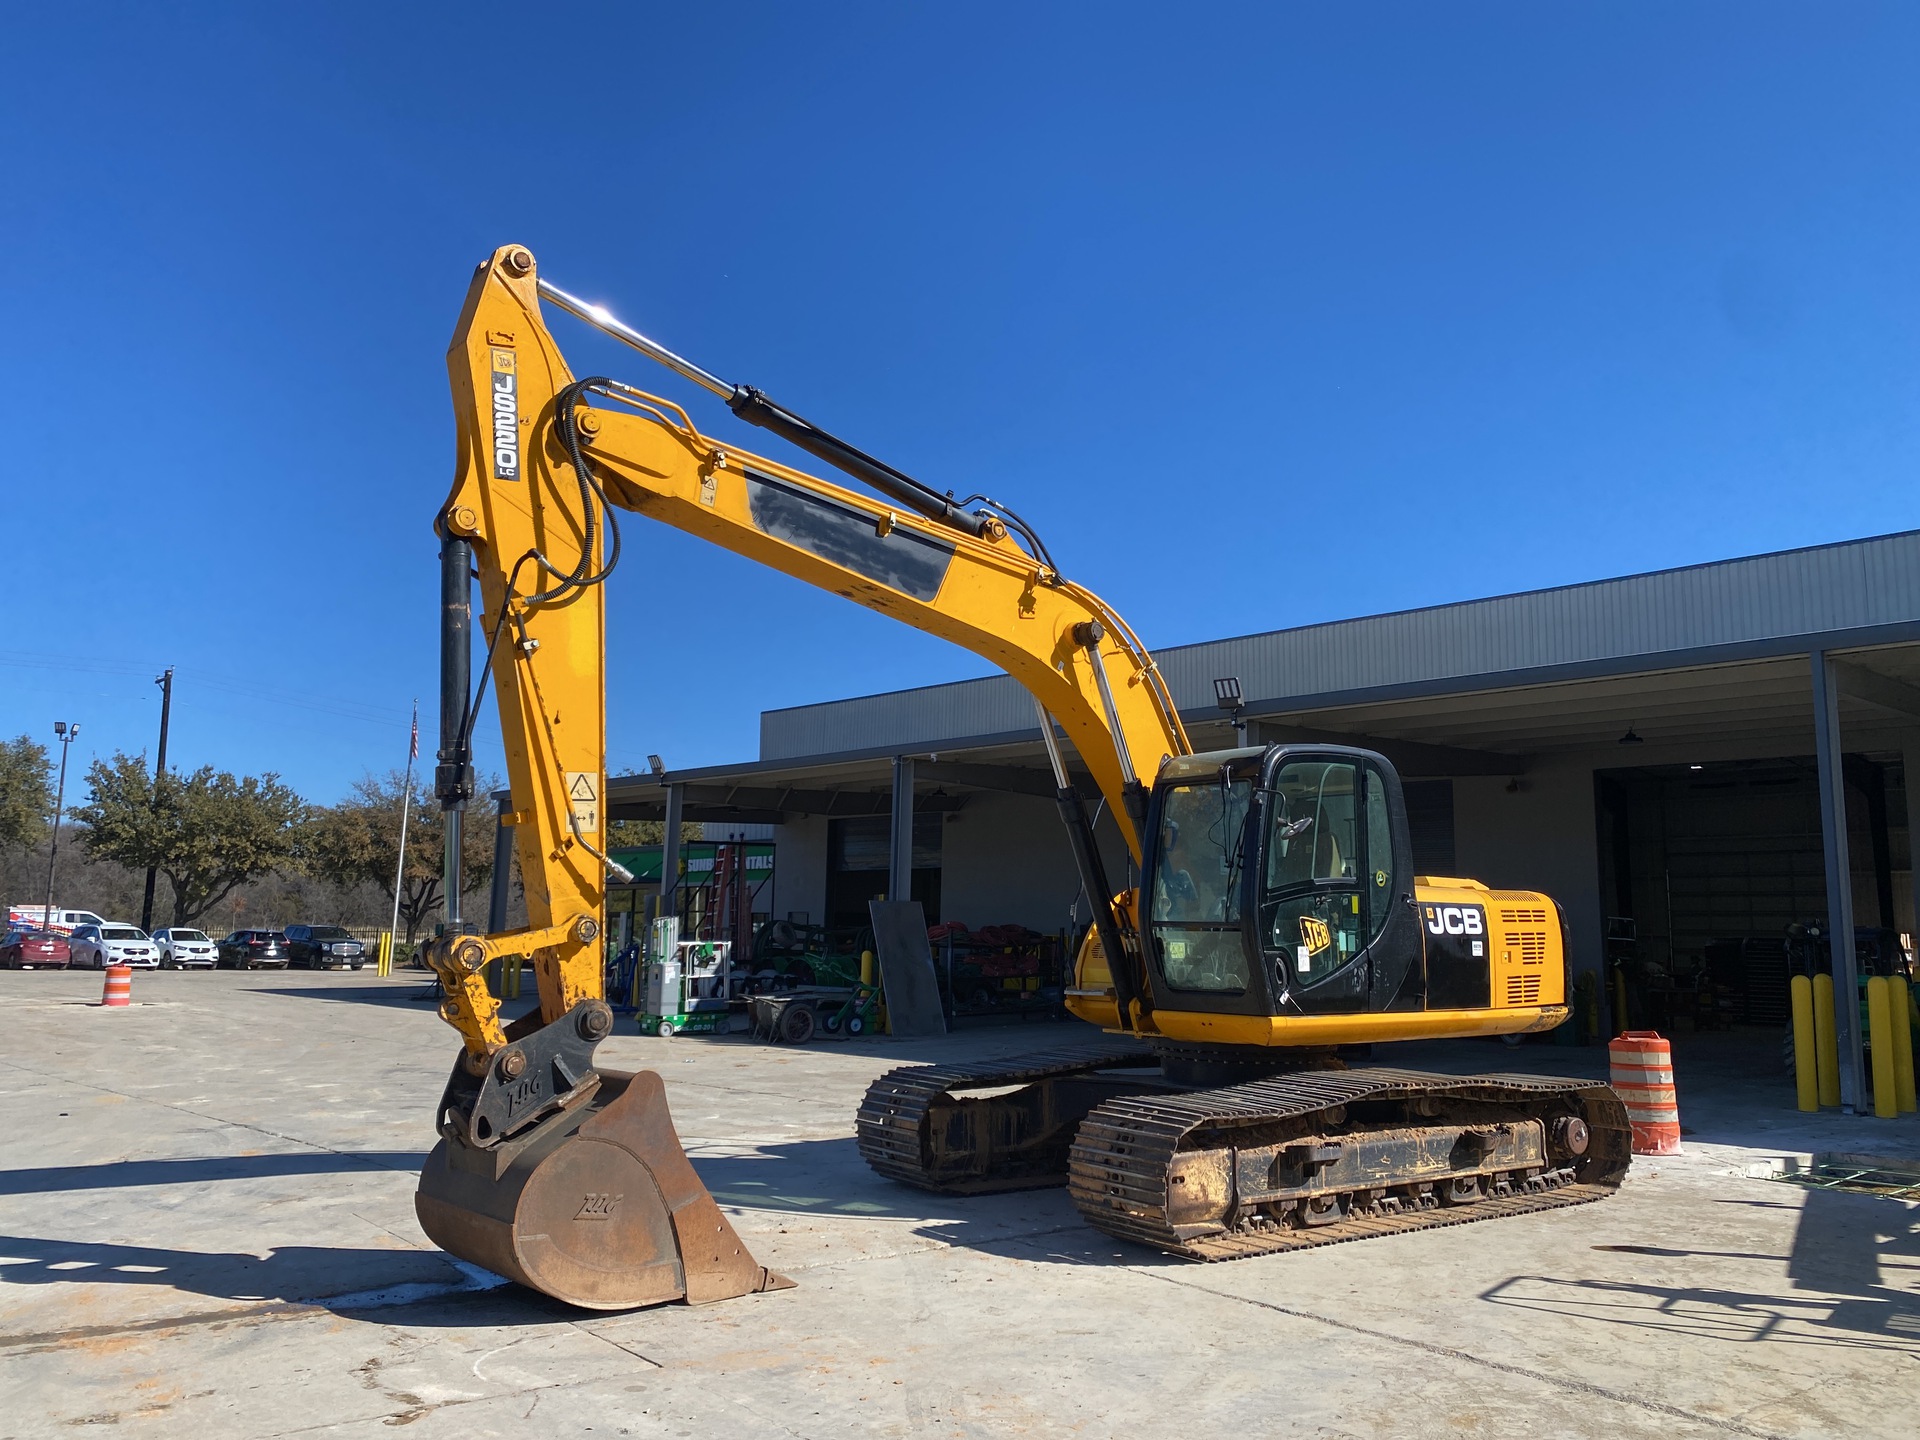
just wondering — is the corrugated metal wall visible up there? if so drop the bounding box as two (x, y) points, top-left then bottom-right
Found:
(760, 530), (1920, 760)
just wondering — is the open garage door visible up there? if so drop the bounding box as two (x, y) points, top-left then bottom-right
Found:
(1595, 756), (1908, 1032)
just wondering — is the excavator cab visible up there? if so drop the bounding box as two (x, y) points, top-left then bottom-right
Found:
(1141, 745), (1421, 1019)
(1069, 742), (1573, 1049)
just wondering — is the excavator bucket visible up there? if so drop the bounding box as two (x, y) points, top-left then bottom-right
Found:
(415, 1068), (793, 1310)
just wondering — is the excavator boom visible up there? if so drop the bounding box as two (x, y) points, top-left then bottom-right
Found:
(413, 244), (1189, 1307)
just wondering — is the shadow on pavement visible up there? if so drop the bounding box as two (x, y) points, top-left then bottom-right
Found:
(247, 982), (445, 1008)
(0, 1232), (471, 1306)
(691, 1138), (1184, 1270)
(0, 1151), (429, 1195)
(0, 1138), (1165, 1332)
(1482, 1185), (1920, 1352)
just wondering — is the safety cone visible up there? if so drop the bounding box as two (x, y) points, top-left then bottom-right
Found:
(1608, 1031), (1680, 1154)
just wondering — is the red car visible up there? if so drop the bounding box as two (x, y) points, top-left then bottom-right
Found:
(1, 929), (71, 969)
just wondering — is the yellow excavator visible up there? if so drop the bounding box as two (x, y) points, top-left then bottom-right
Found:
(416, 244), (1629, 1308)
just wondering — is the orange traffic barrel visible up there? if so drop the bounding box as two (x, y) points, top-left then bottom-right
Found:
(1608, 1030), (1680, 1154)
(101, 964), (132, 1007)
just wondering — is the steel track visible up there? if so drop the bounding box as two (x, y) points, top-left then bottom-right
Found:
(1067, 1067), (1632, 1260)
(855, 1044), (1158, 1191)
(858, 1050), (1631, 1260)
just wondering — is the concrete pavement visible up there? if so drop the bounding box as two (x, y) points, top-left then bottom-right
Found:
(2, 968), (1916, 1438)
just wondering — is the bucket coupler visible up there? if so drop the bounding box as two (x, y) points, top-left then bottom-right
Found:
(416, 1001), (792, 1310)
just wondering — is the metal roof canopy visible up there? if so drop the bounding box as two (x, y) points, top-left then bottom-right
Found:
(610, 643), (1920, 821)
(749, 528), (1920, 765)
(613, 530), (1920, 817)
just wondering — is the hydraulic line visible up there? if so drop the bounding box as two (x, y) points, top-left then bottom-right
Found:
(538, 278), (1057, 555)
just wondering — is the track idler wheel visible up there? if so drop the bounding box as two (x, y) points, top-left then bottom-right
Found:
(416, 1068), (793, 1311)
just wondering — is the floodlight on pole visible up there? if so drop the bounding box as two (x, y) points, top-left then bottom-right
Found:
(1213, 676), (1247, 746)
(140, 668), (174, 932)
(44, 721), (80, 929)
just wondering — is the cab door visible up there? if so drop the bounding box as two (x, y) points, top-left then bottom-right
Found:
(1256, 751), (1418, 1014)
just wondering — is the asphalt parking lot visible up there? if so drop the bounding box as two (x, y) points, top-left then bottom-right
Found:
(2, 968), (1917, 1439)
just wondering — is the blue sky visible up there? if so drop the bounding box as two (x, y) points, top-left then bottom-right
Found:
(4, 4), (1917, 803)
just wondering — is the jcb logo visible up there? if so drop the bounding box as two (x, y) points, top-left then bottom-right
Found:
(1298, 916), (1332, 956)
(576, 1193), (622, 1221)
(1424, 904), (1484, 937)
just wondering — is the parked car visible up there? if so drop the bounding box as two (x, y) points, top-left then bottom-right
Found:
(152, 927), (218, 969)
(0, 929), (71, 969)
(284, 924), (367, 970)
(216, 930), (289, 969)
(69, 924), (159, 969)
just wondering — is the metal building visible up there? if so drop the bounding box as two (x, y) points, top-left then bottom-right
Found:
(611, 528), (1920, 1110)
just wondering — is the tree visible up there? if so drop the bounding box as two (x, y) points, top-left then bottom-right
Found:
(73, 753), (306, 926)
(607, 818), (701, 849)
(302, 772), (494, 943)
(0, 735), (54, 856)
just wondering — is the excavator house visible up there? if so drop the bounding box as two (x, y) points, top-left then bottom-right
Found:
(414, 245), (1630, 1309)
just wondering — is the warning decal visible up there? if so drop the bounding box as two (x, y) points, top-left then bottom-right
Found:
(565, 771), (599, 835)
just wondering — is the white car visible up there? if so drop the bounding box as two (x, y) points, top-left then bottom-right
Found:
(68, 923), (160, 969)
(152, 927), (218, 969)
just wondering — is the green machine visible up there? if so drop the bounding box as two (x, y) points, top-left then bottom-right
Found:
(638, 917), (736, 1038)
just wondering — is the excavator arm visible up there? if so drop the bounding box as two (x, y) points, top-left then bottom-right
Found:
(411, 244), (1188, 1308)
(429, 244), (1189, 1062)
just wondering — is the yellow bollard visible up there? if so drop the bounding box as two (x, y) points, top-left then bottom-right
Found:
(860, 949), (877, 987)
(1789, 974), (1819, 1112)
(376, 931), (393, 977)
(1868, 976), (1898, 1118)
(1891, 974), (1917, 1113)
(1813, 972), (1841, 1107)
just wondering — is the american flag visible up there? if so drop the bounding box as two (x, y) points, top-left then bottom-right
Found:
(409, 703), (418, 760)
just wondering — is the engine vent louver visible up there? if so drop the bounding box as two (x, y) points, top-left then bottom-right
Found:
(1505, 975), (1543, 1005)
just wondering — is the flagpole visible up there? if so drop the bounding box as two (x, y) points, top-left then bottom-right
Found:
(389, 700), (417, 958)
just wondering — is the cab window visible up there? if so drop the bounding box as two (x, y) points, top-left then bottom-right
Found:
(1149, 776), (1253, 993)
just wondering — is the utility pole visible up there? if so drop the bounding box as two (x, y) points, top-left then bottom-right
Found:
(390, 701), (418, 953)
(140, 668), (174, 932)
(43, 721), (80, 929)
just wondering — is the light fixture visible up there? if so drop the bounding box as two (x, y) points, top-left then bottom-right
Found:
(1213, 676), (1248, 746)
(647, 754), (666, 776)
(1689, 764), (1703, 771)
(1618, 726), (1644, 746)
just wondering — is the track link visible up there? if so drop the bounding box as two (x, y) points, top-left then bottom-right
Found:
(857, 1044), (1159, 1193)
(1068, 1067), (1631, 1260)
